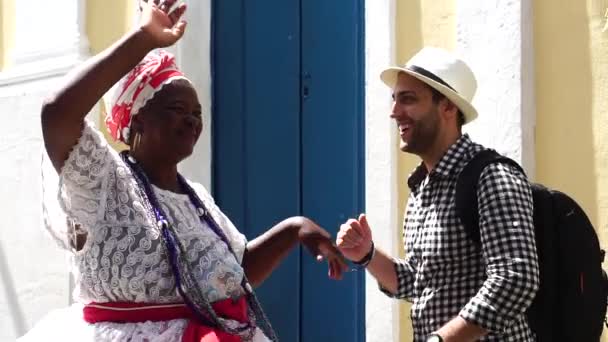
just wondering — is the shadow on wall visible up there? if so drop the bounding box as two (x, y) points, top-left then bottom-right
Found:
(395, 2), (422, 342)
(395, 0), (424, 246)
(534, 2), (597, 227)
(0, 0), (5, 71)
(0, 240), (27, 339)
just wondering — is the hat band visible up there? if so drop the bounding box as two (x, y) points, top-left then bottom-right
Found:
(406, 65), (457, 93)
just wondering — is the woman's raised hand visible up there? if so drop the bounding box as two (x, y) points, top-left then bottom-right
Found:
(139, 0), (187, 48)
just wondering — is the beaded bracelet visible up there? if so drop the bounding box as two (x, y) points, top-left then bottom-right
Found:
(353, 241), (375, 268)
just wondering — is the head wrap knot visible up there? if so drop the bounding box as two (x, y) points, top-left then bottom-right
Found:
(105, 50), (189, 144)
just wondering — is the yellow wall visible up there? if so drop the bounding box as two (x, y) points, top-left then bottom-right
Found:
(0, 0), (134, 143)
(395, 1), (456, 340)
(86, 0), (134, 55)
(0, 0), (15, 70)
(86, 0), (135, 150)
(0, 0), (133, 68)
(535, 0), (608, 338)
(535, 0), (608, 241)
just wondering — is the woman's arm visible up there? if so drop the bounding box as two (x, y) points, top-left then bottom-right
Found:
(41, 0), (187, 172)
(242, 216), (347, 287)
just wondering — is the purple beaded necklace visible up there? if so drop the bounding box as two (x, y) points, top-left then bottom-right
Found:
(121, 151), (277, 341)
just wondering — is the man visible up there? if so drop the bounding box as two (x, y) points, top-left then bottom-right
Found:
(337, 47), (539, 341)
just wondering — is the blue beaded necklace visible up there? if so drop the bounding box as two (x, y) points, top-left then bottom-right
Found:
(121, 151), (277, 341)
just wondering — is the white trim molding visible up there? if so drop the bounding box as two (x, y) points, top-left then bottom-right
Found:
(173, 0), (213, 190)
(0, 0), (90, 87)
(457, 0), (536, 177)
(365, 1), (401, 341)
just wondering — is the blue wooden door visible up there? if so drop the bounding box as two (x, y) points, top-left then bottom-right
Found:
(212, 1), (365, 341)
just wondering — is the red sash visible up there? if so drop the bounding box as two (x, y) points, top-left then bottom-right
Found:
(83, 298), (249, 342)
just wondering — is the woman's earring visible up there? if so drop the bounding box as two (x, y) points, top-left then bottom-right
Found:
(132, 132), (142, 151)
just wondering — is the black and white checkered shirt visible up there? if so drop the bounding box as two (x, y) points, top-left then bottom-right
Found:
(381, 134), (540, 341)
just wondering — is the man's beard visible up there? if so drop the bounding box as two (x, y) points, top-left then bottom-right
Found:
(401, 107), (441, 155)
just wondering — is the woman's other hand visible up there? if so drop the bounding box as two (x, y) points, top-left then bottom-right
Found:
(296, 217), (349, 280)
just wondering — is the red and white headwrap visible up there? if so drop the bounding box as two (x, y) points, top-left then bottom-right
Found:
(105, 50), (191, 144)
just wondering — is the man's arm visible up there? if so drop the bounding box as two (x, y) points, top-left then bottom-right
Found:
(337, 214), (416, 299)
(363, 246), (399, 294)
(434, 163), (540, 341)
(433, 316), (487, 341)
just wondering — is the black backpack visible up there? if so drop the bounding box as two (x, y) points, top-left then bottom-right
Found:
(455, 149), (608, 341)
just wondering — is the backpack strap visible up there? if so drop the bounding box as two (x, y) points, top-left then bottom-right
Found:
(455, 149), (526, 248)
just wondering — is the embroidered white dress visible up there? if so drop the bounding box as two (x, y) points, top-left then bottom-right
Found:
(19, 121), (270, 341)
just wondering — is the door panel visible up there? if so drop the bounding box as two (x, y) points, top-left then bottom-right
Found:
(212, 1), (302, 340)
(212, 1), (365, 340)
(300, 1), (365, 341)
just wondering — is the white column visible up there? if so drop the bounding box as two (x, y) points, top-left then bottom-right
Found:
(365, 1), (401, 341)
(0, 0), (90, 86)
(457, 0), (536, 177)
(175, 0), (213, 190)
(0, 2), (91, 340)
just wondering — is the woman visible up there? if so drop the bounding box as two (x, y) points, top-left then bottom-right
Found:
(25, 1), (346, 341)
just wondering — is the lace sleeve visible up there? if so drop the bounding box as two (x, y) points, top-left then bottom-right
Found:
(57, 120), (112, 236)
(189, 181), (248, 263)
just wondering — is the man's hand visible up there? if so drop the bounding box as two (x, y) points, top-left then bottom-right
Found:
(338, 214), (403, 294)
(139, 0), (187, 48)
(433, 316), (487, 342)
(336, 213), (374, 262)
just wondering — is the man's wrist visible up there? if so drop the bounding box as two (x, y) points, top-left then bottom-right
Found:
(353, 241), (375, 267)
(425, 333), (444, 342)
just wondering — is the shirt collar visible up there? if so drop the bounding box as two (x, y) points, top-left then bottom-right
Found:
(407, 134), (475, 191)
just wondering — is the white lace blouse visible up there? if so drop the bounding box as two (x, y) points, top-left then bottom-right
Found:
(20, 120), (271, 341)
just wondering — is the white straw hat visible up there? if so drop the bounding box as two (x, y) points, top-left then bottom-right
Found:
(380, 47), (478, 124)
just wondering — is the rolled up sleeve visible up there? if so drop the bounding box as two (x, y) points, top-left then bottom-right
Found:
(459, 163), (540, 333)
(379, 257), (417, 301)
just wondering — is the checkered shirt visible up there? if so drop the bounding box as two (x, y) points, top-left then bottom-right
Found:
(381, 134), (540, 341)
